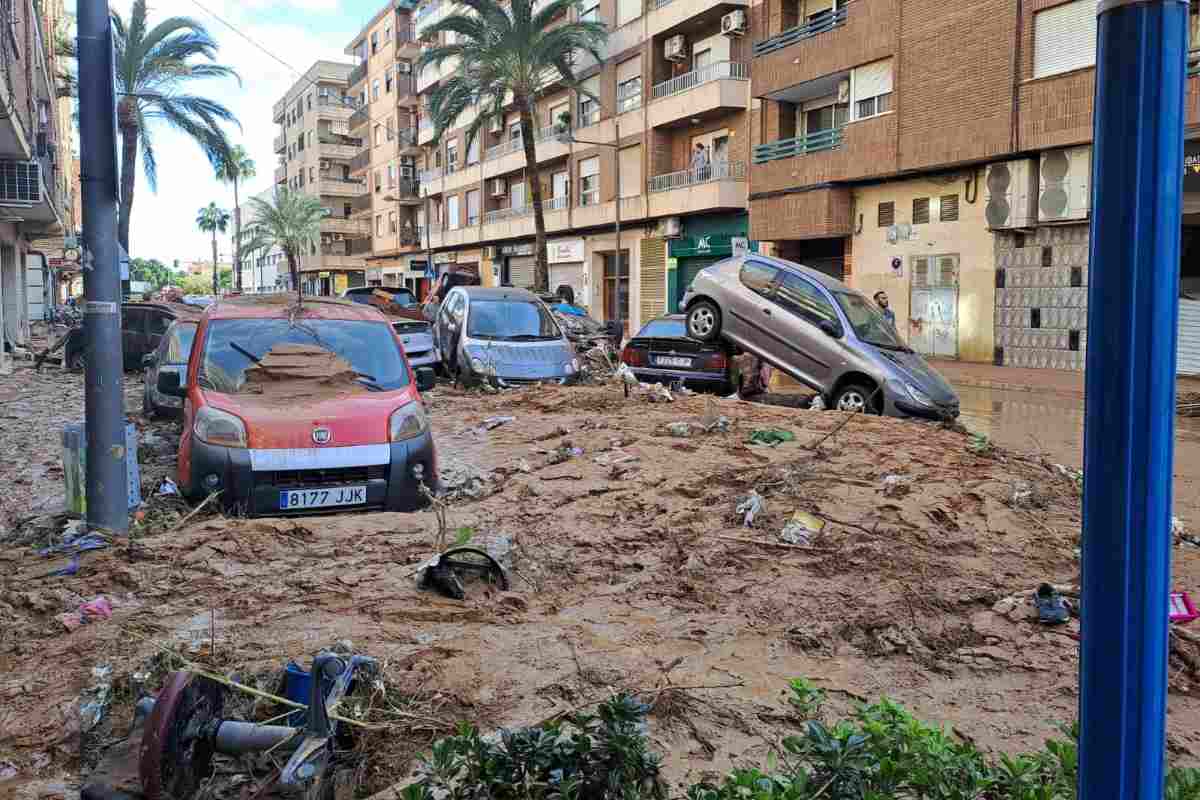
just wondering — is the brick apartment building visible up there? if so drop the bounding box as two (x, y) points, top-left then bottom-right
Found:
(747, 0), (1200, 372)
(271, 62), (370, 296)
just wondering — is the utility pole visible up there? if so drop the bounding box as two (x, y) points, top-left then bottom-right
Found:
(76, 0), (129, 535)
(1078, 1), (1186, 797)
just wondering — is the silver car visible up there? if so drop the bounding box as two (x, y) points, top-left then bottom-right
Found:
(392, 318), (439, 370)
(681, 255), (959, 419)
(433, 286), (581, 386)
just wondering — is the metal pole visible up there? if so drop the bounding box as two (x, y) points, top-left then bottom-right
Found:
(1079, 1), (1186, 797)
(614, 118), (622, 332)
(76, 0), (129, 535)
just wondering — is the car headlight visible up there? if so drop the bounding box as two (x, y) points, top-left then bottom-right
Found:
(470, 356), (487, 373)
(389, 400), (429, 442)
(905, 383), (935, 407)
(194, 406), (248, 448)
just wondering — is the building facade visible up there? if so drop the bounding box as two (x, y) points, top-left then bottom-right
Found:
(271, 61), (369, 297)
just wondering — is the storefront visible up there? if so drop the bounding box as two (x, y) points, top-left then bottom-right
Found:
(667, 222), (756, 313)
(498, 243), (536, 290)
(433, 251), (481, 296)
(548, 238), (586, 303)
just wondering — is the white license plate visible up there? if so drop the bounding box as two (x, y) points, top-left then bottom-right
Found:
(655, 356), (692, 368)
(279, 486), (367, 510)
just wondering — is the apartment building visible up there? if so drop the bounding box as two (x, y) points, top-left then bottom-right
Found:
(747, 0), (1200, 372)
(344, 1), (428, 295)
(409, 0), (756, 332)
(0, 0), (72, 373)
(271, 61), (369, 296)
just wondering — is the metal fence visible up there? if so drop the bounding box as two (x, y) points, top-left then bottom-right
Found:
(752, 5), (848, 57)
(751, 128), (843, 164)
(484, 205), (533, 224)
(647, 161), (746, 193)
(651, 61), (748, 101)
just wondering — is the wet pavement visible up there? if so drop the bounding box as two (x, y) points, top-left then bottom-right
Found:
(955, 384), (1200, 523)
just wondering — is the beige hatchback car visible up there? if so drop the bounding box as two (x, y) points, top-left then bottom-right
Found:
(681, 254), (959, 419)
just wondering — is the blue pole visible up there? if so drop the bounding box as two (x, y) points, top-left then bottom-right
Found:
(1080, 1), (1187, 797)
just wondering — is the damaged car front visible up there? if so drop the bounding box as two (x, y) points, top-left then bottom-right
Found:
(160, 297), (439, 515)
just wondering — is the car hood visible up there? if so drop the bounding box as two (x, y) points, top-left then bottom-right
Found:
(466, 340), (574, 379)
(873, 348), (958, 404)
(202, 388), (417, 448)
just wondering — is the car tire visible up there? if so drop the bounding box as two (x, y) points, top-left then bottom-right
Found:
(686, 300), (722, 342)
(833, 383), (879, 414)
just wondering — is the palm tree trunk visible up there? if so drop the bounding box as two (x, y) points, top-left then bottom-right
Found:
(232, 176), (243, 292)
(211, 230), (219, 295)
(289, 252), (301, 304)
(517, 100), (548, 293)
(118, 112), (139, 254)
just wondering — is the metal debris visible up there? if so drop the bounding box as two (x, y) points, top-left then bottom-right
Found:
(736, 490), (765, 528)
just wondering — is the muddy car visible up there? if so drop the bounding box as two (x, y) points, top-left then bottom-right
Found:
(142, 319), (197, 417)
(621, 315), (732, 394)
(392, 318), (438, 370)
(157, 295), (438, 514)
(682, 255), (959, 419)
(63, 302), (197, 372)
(433, 287), (580, 387)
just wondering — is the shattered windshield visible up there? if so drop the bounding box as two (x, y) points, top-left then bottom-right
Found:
(833, 291), (910, 351)
(199, 319), (410, 394)
(467, 300), (561, 340)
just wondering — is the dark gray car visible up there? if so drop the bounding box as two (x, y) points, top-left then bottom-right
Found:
(433, 286), (580, 387)
(142, 320), (197, 417)
(681, 255), (959, 419)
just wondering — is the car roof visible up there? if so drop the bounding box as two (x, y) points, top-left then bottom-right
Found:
(735, 254), (851, 292)
(458, 286), (541, 302)
(205, 293), (389, 322)
(124, 301), (203, 319)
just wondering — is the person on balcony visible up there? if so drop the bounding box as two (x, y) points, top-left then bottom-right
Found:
(691, 143), (710, 182)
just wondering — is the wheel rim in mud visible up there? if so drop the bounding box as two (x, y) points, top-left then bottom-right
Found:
(837, 390), (867, 413)
(689, 306), (715, 338)
(140, 671), (225, 800)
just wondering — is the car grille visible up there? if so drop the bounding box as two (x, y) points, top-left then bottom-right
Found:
(258, 464), (388, 488)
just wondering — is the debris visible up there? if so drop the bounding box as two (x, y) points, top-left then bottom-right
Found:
(157, 477), (179, 496)
(1174, 517), (1200, 548)
(1010, 481), (1035, 508)
(416, 546), (511, 599)
(79, 664), (114, 732)
(781, 511), (825, 545)
(241, 343), (365, 399)
(666, 422), (692, 438)
(881, 474), (911, 498)
(37, 519), (110, 556)
(748, 428), (795, 447)
(482, 416), (515, 430)
(1034, 584), (1070, 625)
(439, 463), (490, 499)
(644, 383), (674, 403)
(617, 363), (638, 393)
(1171, 591), (1198, 624)
(736, 490), (765, 528)
(515, 458), (532, 473)
(548, 443), (584, 464)
(810, 395), (826, 411)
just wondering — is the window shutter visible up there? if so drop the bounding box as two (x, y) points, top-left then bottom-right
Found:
(617, 57), (641, 85)
(938, 256), (959, 287)
(940, 194), (959, 222)
(639, 237), (667, 329)
(852, 58), (893, 101)
(581, 76), (600, 98)
(877, 201), (894, 227)
(617, 0), (641, 27)
(618, 145), (641, 198)
(1033, 0), (1098, 78)
(912, 257), (930, 287)
(580, 156), (600, 178)
(912, 197), (930, 225)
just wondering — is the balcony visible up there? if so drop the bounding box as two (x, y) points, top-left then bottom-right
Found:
(322, 217), (370, 236)
(349, 60), (368, 88)
(420, 166), (444, 184)
(273, 97), (286, 123)
(322, 142), (360, 161)
(648, 61), (749, 128)
(275, 165), (287, 184)
(319, 177), (368, 197)
(396, 128), (420, 151)
(647, 161), (747, 216)
(754, 6), (847, 57)
(484, 205), (532, 225)
(415, 2), (448, 38)
(273, 133), (286, 153)
(393, 76), (418, 104)
(395, 26), (420, 58)
(753, 128), (842, 164)
(350, 149), (373, 173)
(347, 236), (374, 255)
(418, 117), (436, 145)
(388, 178), (423, 203)
(639, 0), (747, 43)
(351, 193), (374, 215)
(750, 114), (896, 194)
(349, 106), (371, 132)
(321, 241), (367, 269)
(481, 123), (571, 179)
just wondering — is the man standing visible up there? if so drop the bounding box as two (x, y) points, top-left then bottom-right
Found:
(874, 291), (896, 328)
(691, 143), (709, 181)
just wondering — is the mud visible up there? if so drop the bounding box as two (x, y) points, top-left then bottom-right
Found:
(2, 370), (1200, 800)
(242, 343), (365, 399)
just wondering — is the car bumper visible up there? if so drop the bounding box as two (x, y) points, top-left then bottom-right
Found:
(631, 367), (729, 392)
(187, 433), (439, 515)
(406, 350), (440, 368)
(886, 395), (960, 420)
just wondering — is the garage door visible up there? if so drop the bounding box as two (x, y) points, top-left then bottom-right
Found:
(675, 257), (719, 312)
(26, 254), (45, 323)
(1180, 299), (1200, 376)
(508, 256), (536, 290)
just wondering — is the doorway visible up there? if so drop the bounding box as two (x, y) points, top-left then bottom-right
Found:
(602, 252), (630, 331)
(908, 254), (959, 359)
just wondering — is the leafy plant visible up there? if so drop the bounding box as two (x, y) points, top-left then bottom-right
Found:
(968, 432), (995, 456)
(455, 526), (476, 546)
(786, 678), (826, 720)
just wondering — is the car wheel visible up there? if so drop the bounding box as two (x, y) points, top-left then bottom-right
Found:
(833, 383), (878, 414)
(686, 300), (722, 342)
(68, 349), (85, 372)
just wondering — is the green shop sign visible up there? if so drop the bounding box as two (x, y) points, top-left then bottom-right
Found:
(668, 235), (757, 259)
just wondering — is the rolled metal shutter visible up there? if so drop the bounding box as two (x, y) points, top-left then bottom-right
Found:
(1032, 0), (1097, 79)
(639, 237), (666, 329)
(508, 256), (536, 290)
(1179, 299), (1200, 376)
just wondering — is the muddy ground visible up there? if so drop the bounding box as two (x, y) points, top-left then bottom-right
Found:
(2, 361), (1200, 800)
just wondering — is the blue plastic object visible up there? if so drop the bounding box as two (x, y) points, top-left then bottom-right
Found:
(62, 420), (142, 516)
(283, 661), (346, 726)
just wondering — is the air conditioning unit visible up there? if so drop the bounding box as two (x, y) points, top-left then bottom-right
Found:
(721, 9), (747, 35)
(663, 216), (682, 238)
(837, 79), (850, 104)
(984, 158), (1038, 229)
(0, 161), (41, 205)
(489, 117), (503, 134)
(490, 177), (507, 196)
(482, 245), (498, 259)
(397, 61), (412, 74)
(664, 35), (687, 62)
(1039, 145), (1092, 223)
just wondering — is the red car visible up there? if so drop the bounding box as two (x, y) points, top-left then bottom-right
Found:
(157, 295), (438, 515)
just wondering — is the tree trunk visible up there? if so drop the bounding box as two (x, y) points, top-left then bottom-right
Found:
(232, 177), (243, 292)
(289, 252), (301, 305)
(517, 99), (548, 293)
(117, 100), (139, 254)
(211, 230), (219, 295)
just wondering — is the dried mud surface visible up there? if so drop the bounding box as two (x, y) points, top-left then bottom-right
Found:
(2, 367), (1199, 800)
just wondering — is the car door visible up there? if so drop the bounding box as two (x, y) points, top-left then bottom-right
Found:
(769, 271), (846, 390)
(146, 310), (172, 356)
(723, 259), (782, 351)
(121, 307), (147, 369)
(437, 292), (464, 363)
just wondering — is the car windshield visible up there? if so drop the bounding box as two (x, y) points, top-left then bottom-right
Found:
(466, 300), (561, 340)
(199, 318), (410, 393)
(165, 323), (197, 363)
(832, 291), (910, 351)
(350, 288), (415, 306)
(638, 319), (687, 338)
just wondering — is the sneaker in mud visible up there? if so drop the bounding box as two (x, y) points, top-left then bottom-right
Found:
(1035, 583), (1070, 625)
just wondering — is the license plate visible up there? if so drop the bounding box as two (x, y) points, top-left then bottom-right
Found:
(655, 356), (692, 368)
(279, 486), (367, 510)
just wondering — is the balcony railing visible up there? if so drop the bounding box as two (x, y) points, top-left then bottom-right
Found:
(319, 177), (369, 195)
(651, 61), (748, 101)
(350, 150), (372, 172)
(322, 241), (351, 257)
(349, 106), (370, 131)
(753, 5), (848, 57)
(486, 136), (524, 161)
(544, 195), (569, 211)
(752, 128), (843, 164)
(323, 217), (371, 236)
(273, 133), (286, 152)
(389, 178), (422, 199)
(351, 193), (373, 213)
(648, 161), (746, 192)
(349, 60), (368, 87)
(484, 205), (533, 224)
(392, 76), (416, 97)
(420, 166), (443, 183)
(397, 128), (418, 147)
(399, 226), (425, 246)
(395, 24), (418, 46)
(347, 236), (374, 255)
(275, 165), (287, 184)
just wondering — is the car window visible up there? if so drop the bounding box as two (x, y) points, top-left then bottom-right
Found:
(148, 312), (171, 336)
(774, 273), (840, 328)
(638, 319), (688, 338)
(122, 307), (147, 334)
(450, 293), (466, 323)
(739, 262), (779, 299)
(833, 290), (909, 350)
(164, 323), (198, 364)
(466, 300), (560, 340)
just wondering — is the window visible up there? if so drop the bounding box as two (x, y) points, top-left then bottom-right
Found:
(374, 124), (382, 146)
(508, 122), (521, 142)
(386, 67), (394, 93)
(387, 164), (396, 187)
(693, 48), (712, 71)
(580, 0), (599, 22)
(386, 118), (395, 141)
(307, 93), (312, 111)
(851, 58), (893, 120)
(804, 102), (848, 134)
(552, 170), (569, 200)
(309, 167), (315, 182)
(446, 142), (458, 173)
(467, 189), (481, 225)
(371, 30), (379, 54)
(372, 79), (381, 101)
(1033, 0), (1097, 79)
(467, 135), (480, 165)
(775, 273), (839, 329)
(617, 58), (641, 112)
(940, 194), (959, 222)
(549, 102), (569, 130)
(912, 197), (930, 225)
(579, 76), (600, 125)
(618, 145), (641, 198)
(447, 195), (461, 228)
(877, 201), (894, 227)
(579, 156), (600, 206)
(855, 93), (891, 119)
(740, 261), (779, 298)
(385, 24), (392, 41)
(375, 169), (383, 192)
(389, 210), (398, 233)
(509, 179), (525, 210)
(376, 214), (384, 235)
(616, 0), (640, 26)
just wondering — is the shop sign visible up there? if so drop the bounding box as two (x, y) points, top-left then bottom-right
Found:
(547, 239), (584, 263)
(433, 252), (458, 264)
(668, 235), (759, 259)
(501, 243), (535, 256)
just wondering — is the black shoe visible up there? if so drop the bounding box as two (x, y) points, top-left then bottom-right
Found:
(1035, 583), (1070, 624)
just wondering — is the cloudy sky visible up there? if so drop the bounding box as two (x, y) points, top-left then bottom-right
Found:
(113, 0), (383, 266)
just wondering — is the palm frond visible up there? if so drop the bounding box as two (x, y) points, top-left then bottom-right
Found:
(138, 110), (158, 192)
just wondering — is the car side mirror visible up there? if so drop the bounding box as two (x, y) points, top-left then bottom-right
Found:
(142, 353), (157, 367)
(415, 366), (436, 392)
(157, 369), (186, 398)
(819, 319), (841, 338)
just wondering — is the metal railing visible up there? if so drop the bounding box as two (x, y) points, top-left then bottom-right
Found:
(349, 149), (372, 172)
(652, 0), (673, 9)
(648, 161), (747, 193)
(393, 178), (421, 198)
(753, 5), (848, 57)
(544, 195), (569, 211)
(420, 166), (443, 183)
(349, 60), (368, 87)
(486, 136), (525, 161)
(397, 128), (418, 147)
(322, 217), (371, 236)
(319, 177), (369, 195)
(484, 205), (534, 224)
(752, 128), (843, 163)
(400, 226), (425, 246)
(651, 61), (748, 101)
(395, 24), (418, 46)
(347, 236), (374, 255)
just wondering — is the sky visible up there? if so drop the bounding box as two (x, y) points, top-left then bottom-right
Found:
(113, 0), (385, 267)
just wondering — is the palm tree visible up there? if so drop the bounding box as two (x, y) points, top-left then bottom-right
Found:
(244, 190), (326, 302)
(418, 0), (606, 292)
(213, 145), (257, 292)
(196, 203), (231, 295)
(113, 0), (240, 254)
